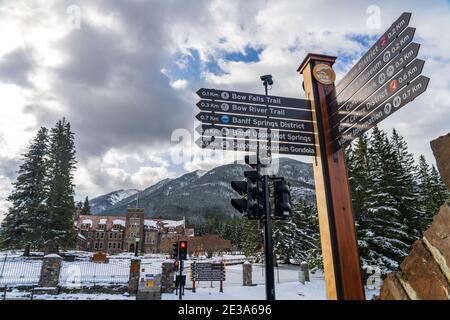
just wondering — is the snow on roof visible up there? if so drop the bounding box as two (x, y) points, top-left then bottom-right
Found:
(113, 219), (126, 226)
(99, 218), (107, 224)
(144, 220), (158, 227)
(78, 233), (86, 240)
(44, 254), (61, 258)
(82, 219), (92, 225)
(162, 220), (184, 227)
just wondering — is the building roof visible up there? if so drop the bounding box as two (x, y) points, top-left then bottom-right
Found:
(75, 215), (185, 232)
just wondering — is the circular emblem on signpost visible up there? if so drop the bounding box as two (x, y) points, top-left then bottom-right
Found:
(384, 102), (392, 114)
(221, 103), (229, 111)
(221, 92), (229, 100)
(312, 63), (336, 85)
(393, 95), (401, 108)
(220, 115), (230, 124)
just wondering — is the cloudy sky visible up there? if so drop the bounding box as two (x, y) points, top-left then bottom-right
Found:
(0, 0), (449, 219)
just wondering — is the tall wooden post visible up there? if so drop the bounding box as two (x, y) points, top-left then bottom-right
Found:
(298, 54), (365, 300)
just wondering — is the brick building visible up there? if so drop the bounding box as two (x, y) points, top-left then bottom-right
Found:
(74, 208), (194, 254)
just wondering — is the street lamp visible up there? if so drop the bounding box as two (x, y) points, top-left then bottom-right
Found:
(135, 237), (140, 256)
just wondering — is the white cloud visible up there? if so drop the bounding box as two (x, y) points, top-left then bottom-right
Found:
(0, 0), (449, 206)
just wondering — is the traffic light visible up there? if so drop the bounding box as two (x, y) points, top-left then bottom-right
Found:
(179, 241), (188, 260)
(231, 169), (263, 219)
(273, 179), (292, 219)
(172, 242), (179, 259)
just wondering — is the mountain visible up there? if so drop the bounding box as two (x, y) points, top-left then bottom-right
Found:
(90, 189), (141, 214)
(91, 158), (315, 222)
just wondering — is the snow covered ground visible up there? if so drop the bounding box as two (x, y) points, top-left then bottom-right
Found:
(0, 251), (380, 300)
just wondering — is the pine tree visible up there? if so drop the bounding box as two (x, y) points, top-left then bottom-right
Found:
(0, 128), (49, 250)
(390, 129), (424, 241)
(416, 156), (449, 230)
(80, 196), (91, 215)
(363, 127), (410, 273)
(45, 118), (77, 252)
(273, 200), (321, 266)
(241, 219), (263, 260)
(345, 135), (373, 266)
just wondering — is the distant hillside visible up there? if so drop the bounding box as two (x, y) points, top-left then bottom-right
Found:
(92, 158), (315, 222)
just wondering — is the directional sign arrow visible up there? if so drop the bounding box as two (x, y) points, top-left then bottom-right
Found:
(196, 124), (315, 145)
(196, 112), (314, 133)
(330, 28), (416, 110)
(196, 100), (312, 121)
(336, 12), (412, 94)
(196, 137), (316, 156)
(196, 88), (309, 109)
(332, 75), (429, 151)
(330, 43), (421, 130)
(330, 58), (425, 139)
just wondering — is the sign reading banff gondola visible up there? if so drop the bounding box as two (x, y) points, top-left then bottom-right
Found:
(329, 12), (429, 151)
(195, 88), (316, 156)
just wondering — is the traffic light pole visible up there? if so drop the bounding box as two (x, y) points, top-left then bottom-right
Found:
(261, 79), (276, 301)
(179, 259), (183, 300)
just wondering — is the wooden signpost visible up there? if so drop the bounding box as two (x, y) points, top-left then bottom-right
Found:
(194, 12), (429, 300)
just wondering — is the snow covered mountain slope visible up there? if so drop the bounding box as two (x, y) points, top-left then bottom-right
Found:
(89, 189), (140, 214)
(92, 158), (315, 221)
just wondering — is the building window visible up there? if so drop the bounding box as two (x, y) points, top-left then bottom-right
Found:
(113, 224), (121, 230)
(108, 242), (112, 249)
(113, 243), (116, 249)
(109, 233), (113, 239)
(94, 242), (99, 249)
(118, 243), (121, 249)
(99, 224), (105, 230)
(101, 232), (104, 238)
(99, 242), (103, 249)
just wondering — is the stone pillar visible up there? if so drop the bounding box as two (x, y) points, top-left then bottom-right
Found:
(161, 261), (175, 293)
(128, 258), (141, 294)
(38, 254), (62, 287)
(136, 274), (162, 300)
(300, 262), (310, 282)
(243, 261), (252, 286)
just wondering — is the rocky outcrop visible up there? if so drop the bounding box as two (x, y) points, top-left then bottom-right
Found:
(379, 131), (450, 300)
(379, 203), (450, 300)
(430, 132), (450, 190)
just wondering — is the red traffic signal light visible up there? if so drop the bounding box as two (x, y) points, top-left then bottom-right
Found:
(178, 241), (188, 260)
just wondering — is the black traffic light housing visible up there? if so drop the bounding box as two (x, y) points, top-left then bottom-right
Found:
(179, 241), (188, 260)
(273, 178), (292, 220)
(172, 242), (179, 259)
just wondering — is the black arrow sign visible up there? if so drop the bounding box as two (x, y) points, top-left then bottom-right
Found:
(330, 28), (416, 110)
(196, 100), (312, 121)
(197, 124), (315, 145)
(196, 112), (314, 133)
(196, 88), (309, 109)
(331, 45), (421, 128)
(336, 12), (412, 94)
(331, 58), (425, 138)
(196, 137), (316, 156)
(333, 75), (429, 151)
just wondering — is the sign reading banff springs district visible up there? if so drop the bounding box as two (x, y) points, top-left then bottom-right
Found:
(329, 12), (429, 151)
(195, 88), (316, 156)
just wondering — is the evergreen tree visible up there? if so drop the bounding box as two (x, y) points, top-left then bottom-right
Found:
(390, 129), (424, 241)
(45, 118), (77, 252)
(416, 156), (449, 230)
(241, 219), (263, 260)
(0, 128), (49, 249)
(345, 135), (373, 266)
(363, 127), (410, 273)
(273, 200), (321, 266)
(80, 196), (91, 215)
(76, 201), (83, 210)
